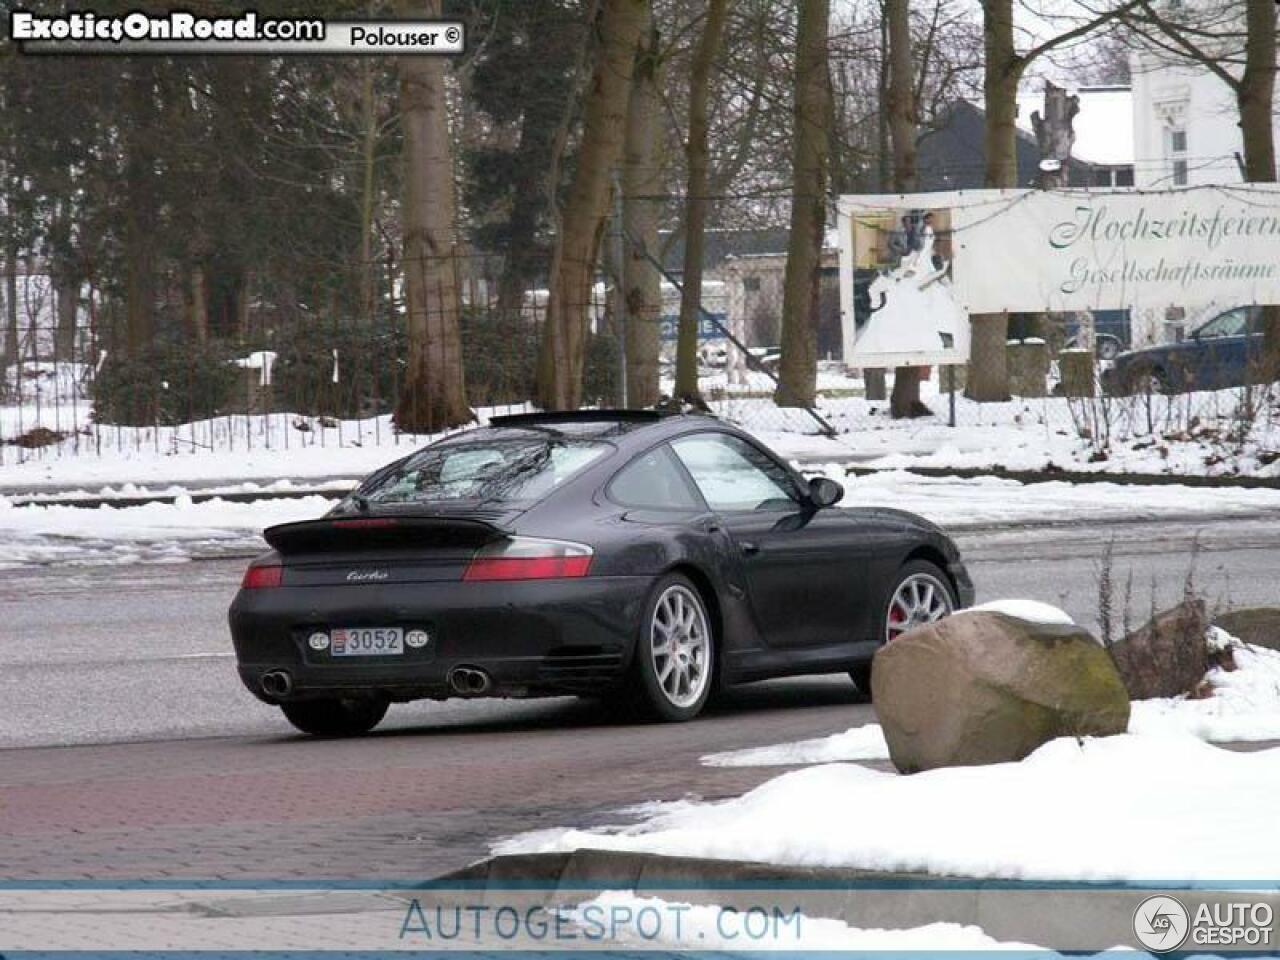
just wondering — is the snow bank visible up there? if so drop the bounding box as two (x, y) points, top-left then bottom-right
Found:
(572, 892), (1043, 951)
(825, 469), (1280, 529)
(495, 733), (1280, 884)
(1131, 642), (1280, 742)
(0, 495), (335, 568)
(970, 598), (1076, 625)
(702, 724), (890, 767)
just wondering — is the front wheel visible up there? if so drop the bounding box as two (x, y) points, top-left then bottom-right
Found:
(628, 574), (715, 722)
(852, 560), (957, 691)
(280, 697), (389, 737)
(880, 560), (957, 644)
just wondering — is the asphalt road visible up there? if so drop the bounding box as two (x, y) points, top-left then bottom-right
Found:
(0, 514), (1277, 880)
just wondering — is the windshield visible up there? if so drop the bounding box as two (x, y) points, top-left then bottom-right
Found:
(344, 429), (611, 509)
(1195, 308), (1250, 339)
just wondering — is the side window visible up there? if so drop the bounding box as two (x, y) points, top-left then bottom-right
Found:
(671, 433), (799, 512)
(609, 445), (702, 510)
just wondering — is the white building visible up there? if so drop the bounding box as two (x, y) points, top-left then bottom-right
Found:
(1125, 13), (1280, 344)
(1131, 49), (1279, 189)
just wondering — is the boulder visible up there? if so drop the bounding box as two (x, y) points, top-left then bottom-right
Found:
(872, 610), (1130, 774)
(1108, 599), (1209, 700)
(1212, 608), (1280, 652)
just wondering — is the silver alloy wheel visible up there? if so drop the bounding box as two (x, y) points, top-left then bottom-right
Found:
(650, 584), (711, 709)
(885, 572), (953, 643)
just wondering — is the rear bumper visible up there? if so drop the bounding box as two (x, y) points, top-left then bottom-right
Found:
(229, 576), (651, 702)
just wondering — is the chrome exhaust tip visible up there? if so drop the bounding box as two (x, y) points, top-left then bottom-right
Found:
(261, 670), (293, 698)
(448, 666), (493, 697)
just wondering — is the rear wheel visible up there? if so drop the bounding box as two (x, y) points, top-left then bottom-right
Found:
(1096, 336), (1122, 361)
(628, 574), (715, 722)
(280, 697), (389, 737)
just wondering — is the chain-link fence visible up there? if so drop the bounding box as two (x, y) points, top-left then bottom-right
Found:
(3, 200), (1276, 472)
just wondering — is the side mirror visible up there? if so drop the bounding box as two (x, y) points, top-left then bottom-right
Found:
(807, 476), (844, 509)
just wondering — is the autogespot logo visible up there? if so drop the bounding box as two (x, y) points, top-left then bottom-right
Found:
(1133, 895), (1190, 952)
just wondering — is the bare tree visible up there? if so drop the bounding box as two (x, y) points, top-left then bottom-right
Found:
(967, 0), (1141, 402)
(775, 0), (832, 407)
(537, 0), (649, 410)
(674, 0), (731, 403)
(395, 0), (471, 432)
(887, 0), (929, 419)
(622, 15), (666, 408)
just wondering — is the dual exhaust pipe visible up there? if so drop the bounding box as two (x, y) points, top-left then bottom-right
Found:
(261, 670), (293, 699)
(448, 666), (493, 697)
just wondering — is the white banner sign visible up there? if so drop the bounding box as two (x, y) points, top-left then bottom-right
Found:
(838, 185), (1280, 368)
(951, 184), (1280, 313)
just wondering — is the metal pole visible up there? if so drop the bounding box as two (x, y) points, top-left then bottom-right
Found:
(947, 364), (956, 428)
(611, 169), (628, 408)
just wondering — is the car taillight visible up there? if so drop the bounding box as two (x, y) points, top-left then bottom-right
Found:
(241, 564), (283, 589)
(463, 537), (593, 582)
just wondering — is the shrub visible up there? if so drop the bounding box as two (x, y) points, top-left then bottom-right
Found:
(270, 317), (406, 419)
(92, 343), (241, 426)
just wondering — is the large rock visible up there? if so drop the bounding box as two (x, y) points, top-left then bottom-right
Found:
(872, 610), (1130, 774)
(1108, 599), (1209, 700)
(1213, 607), (1280, 651)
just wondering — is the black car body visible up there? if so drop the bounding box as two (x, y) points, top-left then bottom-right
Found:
(229, 411), (973, 733)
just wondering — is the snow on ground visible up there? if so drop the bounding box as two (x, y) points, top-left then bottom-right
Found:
(0, 494), (335, 568)
(0, 411), (463, 492)
(5, 360), (1279, 490)
(831, 469), (1280, 528)
(5, 468), (1280, 567)
(1130, 642), (1280, 742)
(495, 733), (1280, 884)
(702, 626), (1280, 771)
(702, 724), (890, 767)
(571, 892), (1044, 951)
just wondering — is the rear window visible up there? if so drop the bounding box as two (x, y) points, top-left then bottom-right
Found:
(349, 429), (611, 508)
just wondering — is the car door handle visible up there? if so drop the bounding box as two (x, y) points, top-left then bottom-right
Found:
(740, 540), (759, 556)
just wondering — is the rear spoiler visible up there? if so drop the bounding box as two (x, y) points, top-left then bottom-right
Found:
(263, 515), (507, 555)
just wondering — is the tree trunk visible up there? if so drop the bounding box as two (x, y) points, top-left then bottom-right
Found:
(968, 0), (1021, 402)
(1241, 0), (1279, 372)
(886, 0), (926, 419)
(190, 266), (209, 347)
(55, 279), (78, 362)
(775, 0), (832, 408)
(495, 109), (549, 319)
(358, 57), (379, 328)
(2, 250), (17, 374)
(124, 62), (157, 358)
(395, 0), (472, 431)
(622, 19), (664, 408)
(537, 0), (648, 410)
(674, 0), (729, 402)
(982, 0), (1021, 190)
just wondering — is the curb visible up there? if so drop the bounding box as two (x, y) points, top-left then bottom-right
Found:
(435, 849), (930, 891)
(427, 850), (1189, 950)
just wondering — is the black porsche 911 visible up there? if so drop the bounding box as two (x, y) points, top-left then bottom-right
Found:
(229, 410), (974, 735)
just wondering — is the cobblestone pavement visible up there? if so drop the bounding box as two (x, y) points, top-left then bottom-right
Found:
(0, 678), (875, 881)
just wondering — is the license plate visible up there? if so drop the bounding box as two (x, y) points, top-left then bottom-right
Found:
(331, 627), (403, 656)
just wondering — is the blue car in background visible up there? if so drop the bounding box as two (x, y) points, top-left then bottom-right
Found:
(1102, 306), (1266, 395)
(1064, 309), (1130, 360)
